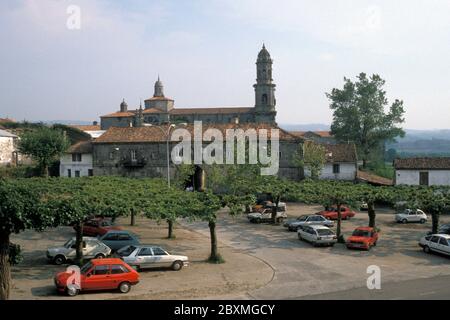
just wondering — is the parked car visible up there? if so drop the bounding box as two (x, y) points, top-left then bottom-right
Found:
(80, 218), (122, 237)
(54, 258), (139, 296)
(419, 234), (450, 256)
(247, 208), (287, 223)
(346, 227), (379, 250)
(46, 237), (111, 265)
(297, 225), (337, 247)
(427, 223), (450, 236)
(251, 201), (287, 213)
(99, 230), (140, 252)
(284, 214), (334, 231)
(117, 245), (189, 271)
(316, 206), (356, 220)
(395, 209), (427, 224)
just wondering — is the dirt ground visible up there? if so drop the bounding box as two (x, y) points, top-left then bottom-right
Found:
(9, 217), (273, 300)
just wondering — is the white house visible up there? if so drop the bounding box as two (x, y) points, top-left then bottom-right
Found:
(60, 140), (93, 177)
(0, 129), (18, 166)
(304, 143), (358, 181)
(394, 157), (450, 186)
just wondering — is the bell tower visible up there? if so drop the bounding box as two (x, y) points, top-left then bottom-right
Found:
(253, 44), (276, 123)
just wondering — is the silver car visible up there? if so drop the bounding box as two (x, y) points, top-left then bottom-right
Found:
(297, 225), (338, 247)
(284, 214), (334, 231)
(46, 237), (111, 265)
(117, 245), (189, 271)
(395, 209), (427, 224)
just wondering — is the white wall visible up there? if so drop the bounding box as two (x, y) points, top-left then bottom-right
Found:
(0, 136), (16, 165)
(304, 162), (357, 181)
(395, 169), (450, 186)
(60, 153), (93, 177)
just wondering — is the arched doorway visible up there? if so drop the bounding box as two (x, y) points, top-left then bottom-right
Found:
(185, 165), (205, 191)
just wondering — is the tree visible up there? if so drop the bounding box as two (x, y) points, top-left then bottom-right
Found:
(293, 141), (326, 180)
(415, 187), (450, 234)
(327, 73), (405, 167)
(0, 179), (51, 300)
(17, 126), (70, 176)
(354, 184), (392, 228)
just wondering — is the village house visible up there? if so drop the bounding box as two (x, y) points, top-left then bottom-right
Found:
(0, 129), (18, 166)
(394, 157), (450, 186)
(59, 140), (93, 178)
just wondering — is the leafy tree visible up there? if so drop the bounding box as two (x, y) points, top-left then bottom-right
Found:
(17, 126), (70, 176)
(327, 73), (405, 167)
(293, 141), (326, 180)
(354, 184), (392, 228)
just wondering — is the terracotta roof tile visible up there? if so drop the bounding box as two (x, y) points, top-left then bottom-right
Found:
(394, 157), (450, 170)
(93, 123), (302, 144)
(70, 125), (101, 131)
(67, 140), (93, 154)
(323, 143), (357, 163)
(100, 111), (135, 118)
(357, 170), (393, 186)
(142, 108), (163, 114)
(144, 96), (174, 102)
(290, 130), (333, 138)
(170, 107), (253, 115)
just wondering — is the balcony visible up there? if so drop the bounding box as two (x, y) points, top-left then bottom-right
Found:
(121, 158), (147, 168)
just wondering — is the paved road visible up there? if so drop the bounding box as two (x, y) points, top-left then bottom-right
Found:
(301, 275), (450, 300)
(184, 203), (450, 300)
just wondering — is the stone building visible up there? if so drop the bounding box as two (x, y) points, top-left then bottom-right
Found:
(0, 129), (18, 166)
(60, 140), (93, 177)
(100, 45), (277, 130)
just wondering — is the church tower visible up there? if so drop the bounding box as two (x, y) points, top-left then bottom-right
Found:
(253, 44), (276, 123)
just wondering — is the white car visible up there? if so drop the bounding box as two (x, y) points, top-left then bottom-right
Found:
(46, 237), (111, 265)
(419, 234), (450, 256)
(247, 208), (287, 223)
(284, 214), (334, 231)
(395, 209), (427, 224)
(297, 225), (337, 247)
(117, 245), (189, 271)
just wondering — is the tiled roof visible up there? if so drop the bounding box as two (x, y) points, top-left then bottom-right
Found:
(290, 131), (333, 138)
(93, 123), (302, 144)
(70, 125), (101, 131)
(67, 140), (93, 154)
(323, 143), (357, 163)
(170, 107), (253, 115)
(0, 129), (17, 138)
(100, 111), (135, 118)
(144, 96), (174, 102)
(394, 157), (450, 170)
(142, 108), (163, 114)
(357, 170), (393, 186)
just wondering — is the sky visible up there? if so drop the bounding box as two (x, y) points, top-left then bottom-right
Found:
(0, 0), (449, 129)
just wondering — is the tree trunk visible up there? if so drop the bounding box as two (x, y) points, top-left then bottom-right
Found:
(0, 231), (11, 300)
(368, 202), (376, 228)
(74, 222), (84, 265)
(167, 219), (174, 239)
(271, 196), (280, 224)
(362, 158), (367, 169)
(208, 220), (219, 262)
(336, 204), (344, 243)
(431, 212), (440, 234)
(130, 210), (135, 226)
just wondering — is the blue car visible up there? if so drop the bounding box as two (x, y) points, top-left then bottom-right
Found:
(99, 230), (140, 251)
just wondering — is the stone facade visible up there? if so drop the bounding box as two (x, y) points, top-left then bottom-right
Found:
(100, 46), (277, 130)
(0, 129), (18, 166)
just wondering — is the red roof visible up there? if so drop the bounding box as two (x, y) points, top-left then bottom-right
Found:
(100, 111), (135, 118)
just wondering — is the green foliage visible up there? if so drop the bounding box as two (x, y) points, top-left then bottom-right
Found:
(17, 126), (70, 176)
(8, 243), (22, 265)
(293, 141), (326, 180)
(327, 73), (405, 166)
(363, 161), (394, 179)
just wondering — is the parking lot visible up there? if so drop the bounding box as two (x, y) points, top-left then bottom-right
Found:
(10, 203), (450, 299)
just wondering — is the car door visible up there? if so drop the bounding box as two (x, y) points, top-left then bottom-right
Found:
(136, 247), (155, 268)
(429, 236), (440, 251)
(101, 233), (118, 250)
(83, 264), (113, 290)
(303, 227), (313, 242)
(152, 247), (172, 267)
(109, 264), (130, 287)
(437, 237), (450, 255)
(83, 240), (96, 258)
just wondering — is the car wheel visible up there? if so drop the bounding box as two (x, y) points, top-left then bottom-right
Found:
(420, 219), (426, 224)
(53, 255), (66, 265)
(94, 253), (105, 259)
(172, 260), (183, 271)
(118, 282), (131, 293)
(66, 285), (79, 297)
(423, 245), (431, 253)
(256, 218), (261, 224)
(402, 219), (408, 224)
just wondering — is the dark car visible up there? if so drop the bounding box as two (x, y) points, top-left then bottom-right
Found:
(427, 223), (450, 236)
(99, 230), (140, 252)
(81, 218), (122, 237)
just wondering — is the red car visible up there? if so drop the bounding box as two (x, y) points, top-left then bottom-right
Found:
(80, 218), (122, 236)
(54, 258), (139, 296)
(316, 206), (356, 220)
(346, 227), (379, 250)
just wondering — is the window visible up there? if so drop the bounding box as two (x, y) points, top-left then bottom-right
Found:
(138, 248), (153, 256)
(111, 265), (129, 274)
(430, 236), (440, 243)
(131, 150), (137, 161)
(72, 153), (82, 162)
(109, 152), (114, 160)
(332, 164), (340, 174)
(88, 169), (93, 177)
(118, 234), (132, 241)
(103, 234), (118, 241)
(75, 170), (80, 178)
(67, 169), (71, 178)
(152, 248), (167, 256)
(439, 238), (449, 246)
(93, 265), (109, 275)
(261, 94), (268, 105)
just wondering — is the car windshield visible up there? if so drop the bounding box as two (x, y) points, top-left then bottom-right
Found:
(317, 229), (334, 236)
(100, 220), (112, 227)
(63, 239), (74, 248)
(352, 230), (370, 237)
(117, 245), (136, 257)
(80, 261), (93, 274)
